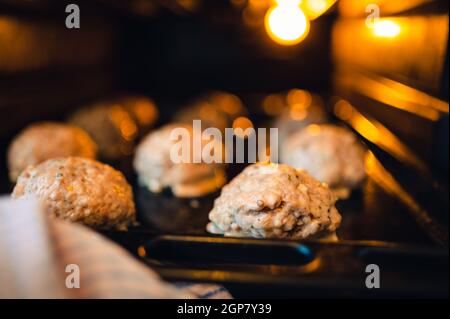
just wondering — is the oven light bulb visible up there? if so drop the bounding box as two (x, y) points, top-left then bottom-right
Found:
(265, 1), (310, 46)
(372, 20), (401, 38)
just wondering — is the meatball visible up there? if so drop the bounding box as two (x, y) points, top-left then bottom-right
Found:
(12, 157), (136, 230)
(8, 122), (97, 182)
(207, 163), (341, 239)
(68, 95), (158, 159)
(134, 123), (226, 198)
(281, 124), (367, 198)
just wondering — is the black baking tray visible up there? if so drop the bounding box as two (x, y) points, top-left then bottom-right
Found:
(0, 94), (448, 298)
(100, 95), (448, 298)
(99, 164), (448, 298)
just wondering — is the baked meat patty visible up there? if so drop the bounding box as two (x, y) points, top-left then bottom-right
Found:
(134, 123), (226, 198)
(281, 124), (366, 197)
(12, 157), (135, 230)
(8, 122), (97, 182)
(207, 163), (341, 239)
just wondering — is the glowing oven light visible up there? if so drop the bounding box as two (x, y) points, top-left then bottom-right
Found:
(372, 20), (401, 38)
(265, 0), (310, 46)
(302, 0), (337, 20)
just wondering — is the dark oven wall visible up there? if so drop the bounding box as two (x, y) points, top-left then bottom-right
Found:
(0, 1), (121, 180)
(0, 0), (335, 185)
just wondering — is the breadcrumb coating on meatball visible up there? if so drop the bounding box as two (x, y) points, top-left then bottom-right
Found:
(12, 157), (136, 230)
(8, 122), (97, 182)
(207, 163), (341, 239)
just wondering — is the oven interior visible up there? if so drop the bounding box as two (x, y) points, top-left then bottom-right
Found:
(0, 0), (448, 297)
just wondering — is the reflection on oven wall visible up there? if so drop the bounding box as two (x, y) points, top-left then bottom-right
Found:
(332, 0), (449, 175)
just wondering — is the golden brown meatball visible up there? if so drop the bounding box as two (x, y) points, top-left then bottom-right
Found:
(12, 157), (136, 230)
(134, 123), (226, 198)
(8, 122), (97, 182)
(207, 163), (341, 239)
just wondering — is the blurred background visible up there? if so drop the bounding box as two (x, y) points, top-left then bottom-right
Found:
(0, 0), (448, 178)
(1, 1), (448, 298)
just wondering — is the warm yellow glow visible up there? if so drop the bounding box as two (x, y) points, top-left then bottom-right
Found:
(262, 94), (285, 116)
(137, 246), (146, 257)
(242, 0), (269, 27)
(233, 116), (254, 130)
(120, 119), (137, 140)
(333, 99), (353, 120)
(211, 92), (243, 116)
(301, 0), (337, 20)
(304, 0), (327, 12)
(333, 99), (428, 173)
(233, 116), (254, 139)
(290, 108), (307, 120)
(251, 0), (271, 9)
(133, 98), (158, 125)
(242, 6), (262, 27)
(347, 74), (442, 121)
(199, 103), (228, 129)
(287, 89), (312, 108)
(372, 20), (401, 38)
(265, 1), (310, 46)
(364, 151), (427, 232)
(108, 105), (137, 141)
(274, 0), (301, 5)
(306, 124), (321, 135)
